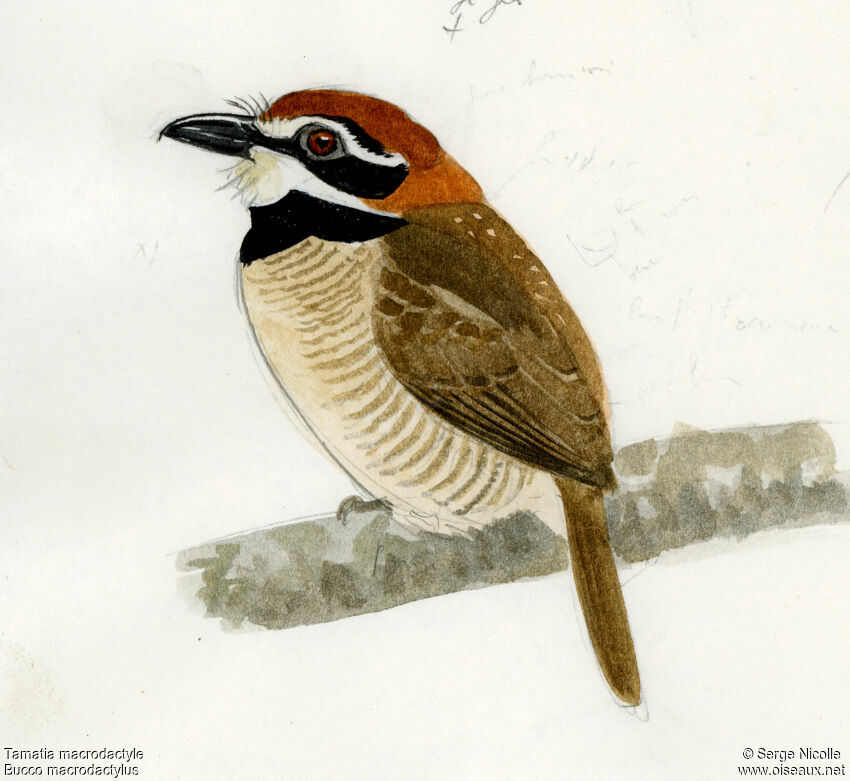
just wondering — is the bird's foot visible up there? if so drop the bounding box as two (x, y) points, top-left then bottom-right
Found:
(336, 495), (392, 525)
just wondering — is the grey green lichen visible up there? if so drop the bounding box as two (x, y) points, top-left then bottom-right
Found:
(607, 422), (846, 562)
(183, 511), (568, 630)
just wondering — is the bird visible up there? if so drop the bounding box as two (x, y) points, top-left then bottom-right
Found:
(161, 89), (641, 706)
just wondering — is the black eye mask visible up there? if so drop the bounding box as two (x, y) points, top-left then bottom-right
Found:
(261, 117), (409, 200)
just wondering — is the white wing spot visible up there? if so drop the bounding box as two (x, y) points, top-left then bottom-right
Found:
(467, 230), (475, 238)
(486, 228), (496, 237)
(454, 217), (463, 223)
(472, 213), (482, 220)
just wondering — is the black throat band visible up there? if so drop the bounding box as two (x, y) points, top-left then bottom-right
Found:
(240, 191), (407, 265)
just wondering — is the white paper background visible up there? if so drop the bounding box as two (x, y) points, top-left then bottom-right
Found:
(2, 1), (848, 778)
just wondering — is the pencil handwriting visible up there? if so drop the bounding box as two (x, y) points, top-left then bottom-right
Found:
(443, 0), (522, 41)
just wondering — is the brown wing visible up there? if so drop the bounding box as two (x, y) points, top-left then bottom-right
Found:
(373, 202), (615, 489)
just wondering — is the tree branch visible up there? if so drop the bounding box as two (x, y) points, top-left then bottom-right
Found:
(178, 421), (848, 630)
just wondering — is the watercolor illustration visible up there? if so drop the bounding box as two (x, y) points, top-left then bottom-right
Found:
(161, 89), (848, 709)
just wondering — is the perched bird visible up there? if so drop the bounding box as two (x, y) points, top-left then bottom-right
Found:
(161, 89), (641, 705)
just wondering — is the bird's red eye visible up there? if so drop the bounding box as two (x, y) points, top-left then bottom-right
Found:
(307, 129), (337, 156)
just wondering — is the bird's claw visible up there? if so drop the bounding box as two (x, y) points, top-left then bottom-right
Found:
(336, 495), (392, 525)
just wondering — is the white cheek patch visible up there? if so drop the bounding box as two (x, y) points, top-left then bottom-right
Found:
(223, 148), (391, 214)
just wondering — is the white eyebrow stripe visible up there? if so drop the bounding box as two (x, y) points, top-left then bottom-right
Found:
(255, 115), (318, 138)
(254, 115), (407, 169)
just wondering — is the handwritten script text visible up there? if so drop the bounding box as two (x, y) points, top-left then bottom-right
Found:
(443, 0), (522, 41)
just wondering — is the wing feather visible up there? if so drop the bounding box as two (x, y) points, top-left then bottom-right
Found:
(374, 202), (615, 488)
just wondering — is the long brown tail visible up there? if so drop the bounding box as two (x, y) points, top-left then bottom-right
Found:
(556, 477), (641, 706)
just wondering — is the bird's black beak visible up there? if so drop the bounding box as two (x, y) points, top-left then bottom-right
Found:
(159, 113), (258, 158)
